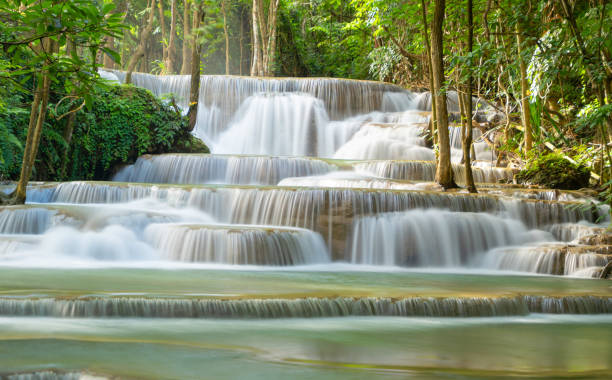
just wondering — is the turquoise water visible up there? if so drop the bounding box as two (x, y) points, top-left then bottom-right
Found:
(2, 315), (611, 379)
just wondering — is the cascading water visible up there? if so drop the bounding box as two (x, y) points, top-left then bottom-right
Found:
(145, 223), (329, 265)
(347, 209), (551, 266)
(4, 72), (612, 379)
(114, 154), (337, 185)
(214, 93), (334, 156)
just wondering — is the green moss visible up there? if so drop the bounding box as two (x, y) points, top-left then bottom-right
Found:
(516, 153), (590, 190)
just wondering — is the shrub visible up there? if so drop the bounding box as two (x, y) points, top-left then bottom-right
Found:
(515, 153), (590, 190)
(0, 84), (208, 182)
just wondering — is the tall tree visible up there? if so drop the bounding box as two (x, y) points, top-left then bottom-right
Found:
(165, 0), (179, 73)
(250, 0), (279, 76)
(222, 0), (230, 74)
(250, 0), (262, 75)
(13, 39), (56, 204)
(159, 0), (169, 69)
(431, 0), (456, 189)
(0, 0), (123, 204)
(126, 0), (157, 83)
(462, 0), (476, 192)
(188, 2), (206, 131)
(420, 0), (437, 147)
(181, 0), (193, 74)
(516, 12), (533, 152)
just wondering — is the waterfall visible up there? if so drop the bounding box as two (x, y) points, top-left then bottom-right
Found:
(381, 91), (417, 112)
(0, 236), (39, 254)
(332, 111), (432, 161)
(113, 72), (408, 142)
(347, 209), (551, 266)
(481, 244), (611, 277)
(26, 182), (605, 232)
(481, 246), (566, 275)
(277, 171), (436, 191)
(412, 91), (492, 113)
(0, 295), (608, 318)
(333, 123), (434, 161)
(114, 154), (337, 185)
(25, 226), (157, 262)
(549, 223), (607, 242)
(145, 223), (329, 265)
(354, 160), (515, 183)
(214, 93), (333, 156)
(0, 207), (72, 234)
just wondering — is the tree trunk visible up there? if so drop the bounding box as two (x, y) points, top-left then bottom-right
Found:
(559, 0), (611, 179)
(103, 37), (115, 69)
(239, 6), (244, 75)
(420, 0), (437, 147)
(159, 0), (168, 72)
(165, 0), (178, 74)
(250, 0), (261, 76)
(188, 4), (205, 131)
(462, 0), (476, 193)
(257, 0), (267, 75)
(13, 40), (55, 204)
(222, 0), (230, 75)
(264, 0), (279, 76)
(180, 0), (192, 74)
(59, 99), (79, 180)
(516, 20), (533, 153)
(125, 0), (157, 84)
(431, 0), (456, 189)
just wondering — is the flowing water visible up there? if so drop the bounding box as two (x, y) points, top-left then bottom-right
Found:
(1, 72), (611, 379)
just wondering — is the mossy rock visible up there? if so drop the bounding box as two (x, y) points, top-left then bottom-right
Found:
(515, 153), (590, 190)
(59, 84), (209, 181)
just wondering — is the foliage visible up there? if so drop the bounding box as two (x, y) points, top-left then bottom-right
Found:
(0, 84), (208, 181)
(278, 0), (372, 78)
(61, 84), (208, 180)
(0, 0), (125, 107)
(516, 153), (591, 190)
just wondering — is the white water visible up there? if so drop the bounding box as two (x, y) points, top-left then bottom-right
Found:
(145, 223), (329, 265)
(2, 73), (609, 278)
(114, 154), (337, 185)
(215, 93), (334, 156)
(348, 209), (552, 267)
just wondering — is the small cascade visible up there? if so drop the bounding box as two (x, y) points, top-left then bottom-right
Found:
(1, 295), (608, 318)
(145, 223), (329, 265)
(332, 110), (431, 161)
(0, 235), (39, 255)
(114, 154), (336, 185)
(26, 182), (605, 232)
(214, 93), (333, 156)
(0, 207), (73, 234)
(524, 296), (612, 314)
(26, 226), (158, 262)
(348, 209), (549, 266)
(381, 91), (417, 112)
(565, 253), (610, 276)
(278, 171), (437, 191)
(333, 123), (434, 161)
(413, 91), (492, 114)
(549, 223), (607, 242)
(482, 246), (566, 275)
(354, 161), (437, 181)
(113, 72), (407, 142)
(449, 127), (495, 162)
(481, 244), (612, 276)
(353, 160), (515, 183)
